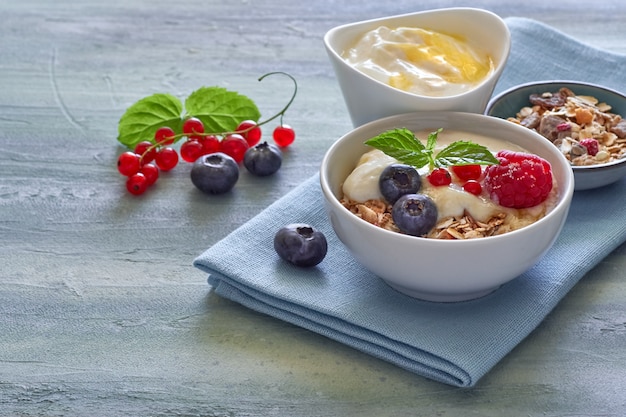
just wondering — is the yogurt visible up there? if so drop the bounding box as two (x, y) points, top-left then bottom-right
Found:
(342, 26), (494, 97)
(342, 149), (397, 202)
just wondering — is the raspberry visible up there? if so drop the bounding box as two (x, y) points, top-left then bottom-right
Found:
(484, 150), (553, 208)
(579, 138), (599, 156)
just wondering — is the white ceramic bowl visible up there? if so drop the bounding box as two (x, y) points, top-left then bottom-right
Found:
(323, 8), (511, 127)
(320, 111), (574, 302)
(486, 80), (626, 190)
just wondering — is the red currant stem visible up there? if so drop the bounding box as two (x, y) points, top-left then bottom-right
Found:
(137, 136), (178, 164)
(186, 71), (297, 138)
(233, 124), (257, 136)
(256, 71), (297, 128)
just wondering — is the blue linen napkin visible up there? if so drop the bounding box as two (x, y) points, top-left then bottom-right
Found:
(193, 18), (626, 387)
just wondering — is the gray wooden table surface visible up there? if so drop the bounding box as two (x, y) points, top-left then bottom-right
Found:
(1, 0), (625, 416)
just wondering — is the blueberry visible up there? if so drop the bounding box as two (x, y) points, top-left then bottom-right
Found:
(190, 152), (239, 194)
(274, 223), (327, 267)
(379, 164), (421, 204)
(243, 141), (283, 176)
(391, 194), (438, 236)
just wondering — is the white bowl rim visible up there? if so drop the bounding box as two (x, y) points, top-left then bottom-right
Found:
(320, 110), (575, 245)
(323, 7), (511, 101)
(486, 79), (626, 171)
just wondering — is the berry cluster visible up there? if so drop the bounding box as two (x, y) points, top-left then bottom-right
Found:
(427, 164), (484, 196)
(117, 149), (161, 195)
(424, 152), (554, 209)
(175, 118), (295, 165)
(376, 152), (554, 236)
(377, 164), (438, 236)
(377, 163), (493, 236)
(116, 118), (294, 195)
(116, 71), (299, 196)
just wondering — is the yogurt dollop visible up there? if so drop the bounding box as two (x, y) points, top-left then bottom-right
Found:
(342, 149), (397, 202)
(342, 26), (494, 97)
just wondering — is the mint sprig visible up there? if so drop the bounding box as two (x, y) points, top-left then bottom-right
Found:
(364, 128), (499, 170)
(435, 139), (498, 167)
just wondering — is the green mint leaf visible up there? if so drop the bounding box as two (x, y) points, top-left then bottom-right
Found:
(364, 128), (431, 168)
(185, 86), (261, 132)
(426, 128), (442, 151)
(364, 128), (499, 170)
(117, 93), (183, 148)
(434, 141), (500, 167)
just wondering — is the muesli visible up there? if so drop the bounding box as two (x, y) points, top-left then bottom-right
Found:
(341, 198), (512, 240)
(505, 87), (626, 166)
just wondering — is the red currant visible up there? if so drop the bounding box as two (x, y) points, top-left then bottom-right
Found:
(451, 164), (482, 182)
(117, 152), (141, 177)
(220, 133), (249, 163)
(273, 124), (295, 147)
(427, 168), (452, 186)
(134, 141), (157, 165)
(126, 173), (148, 195)
(155, 126), (176, 146)
(182, 117), (205, 140)
(236, 120), (262, 147)
(140, 163), (159, 186)
(462, 180), (483, 196)
(155, 147), (179, 171)
(180, 139), (204, 163)
(199, 135), (220, 155)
